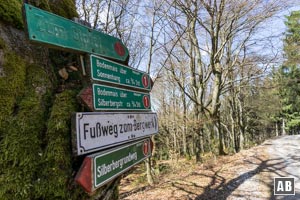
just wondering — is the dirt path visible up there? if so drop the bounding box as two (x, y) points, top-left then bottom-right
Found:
(120, 136), (300, 200)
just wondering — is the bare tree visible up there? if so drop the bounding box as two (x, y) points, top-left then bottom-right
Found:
(76, 0), (147, 68)
(154, 0), (292, 156)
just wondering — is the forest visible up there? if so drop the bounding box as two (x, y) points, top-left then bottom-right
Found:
(0, 0), (299, 199)
(75, 0), (300, 163)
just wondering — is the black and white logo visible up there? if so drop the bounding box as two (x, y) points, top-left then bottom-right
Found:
(274, 177), (295, 195)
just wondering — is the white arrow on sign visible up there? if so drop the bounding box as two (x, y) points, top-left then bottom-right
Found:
(72, 112), (158, 156)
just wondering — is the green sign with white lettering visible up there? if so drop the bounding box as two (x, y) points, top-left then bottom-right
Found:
(91, 55), (151, 91)
(23, 4), (129, 62)
(93, 84), (151, 111)
(93, 138), (151, 188)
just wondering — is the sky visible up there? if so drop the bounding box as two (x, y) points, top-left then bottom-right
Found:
(263, 4), (300, 62)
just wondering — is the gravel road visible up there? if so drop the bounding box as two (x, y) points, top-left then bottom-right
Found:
(267, 135), (300, 199)
(228, 135), (300, 200)
(120, 135), (300, 200)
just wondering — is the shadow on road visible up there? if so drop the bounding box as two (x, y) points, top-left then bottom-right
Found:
(276, 193), (300, 200)
(120, 185), (151, 199)
(121, 137), (300, 200)
(120, 138), (300, 200)
(189, 157), (287, 200)
(120, 156), (294, 200)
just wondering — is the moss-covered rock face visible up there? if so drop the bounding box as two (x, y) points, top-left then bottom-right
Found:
(49, 0), (78, 19)
(0, 37), (6, 49)
(36, 90), (89, 199)
(0, 2), (120, 199)
(0, 62), (52, 199)
(27, 0), (51, 11)
(0, 0), (23, 29)
(0, 0), (77, 30)
(0, 51), (26, 125)
(27, 0), (78, 19)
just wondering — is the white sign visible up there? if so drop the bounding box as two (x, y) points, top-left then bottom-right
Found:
(73, 112), (158, 155)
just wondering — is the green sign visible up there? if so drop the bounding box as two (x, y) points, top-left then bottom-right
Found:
(23, 4), (129, 61)
(91, 55), (151, 91)
(93, 84), (151, 111)
(93, 138), (151, 188)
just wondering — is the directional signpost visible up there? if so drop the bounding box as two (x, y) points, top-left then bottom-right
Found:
(75, 138), (152, 193)
(91, 55), (151, 91)
(93, 84), (151, 111)
(23, 4), (129, 62)
(72, 112), (158, 155)
(24, 3), (158, 194)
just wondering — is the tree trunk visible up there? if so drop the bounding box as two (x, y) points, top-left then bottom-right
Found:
(217, 119), (226, 155)
(195, 135), (203, 162)
(145, 158), (154, 186)
(276, 122), (279, 137)
(282, 118), (286, 135)
(182, 91), (188, 156)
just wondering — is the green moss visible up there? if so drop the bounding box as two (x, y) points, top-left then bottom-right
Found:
(49, 0), (78, 19)
(28, 0), (51, 11)
(0, 0), (23, 29)
(0, 64), (52, 200)
(0, 0), (78, 28)
(0, 51), (26, 127)
(37, 90), (87, 199)
(0, 97), (44, 199)
(0, 37), (6, 49)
